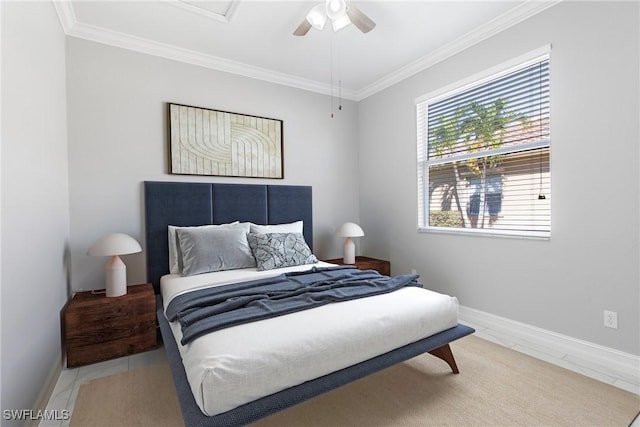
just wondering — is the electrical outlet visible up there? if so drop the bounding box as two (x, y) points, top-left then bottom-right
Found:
(411, 269), (417, 275)
(604, 310), (618, 329)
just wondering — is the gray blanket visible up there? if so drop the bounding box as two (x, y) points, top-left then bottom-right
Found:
(165, 266), (420, 344)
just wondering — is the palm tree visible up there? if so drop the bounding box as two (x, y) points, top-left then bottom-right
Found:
(431, 98), (522, 228)
(432, 107), (469, 227)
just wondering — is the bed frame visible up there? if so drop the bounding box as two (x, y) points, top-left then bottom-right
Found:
(144, 181), (474, 427)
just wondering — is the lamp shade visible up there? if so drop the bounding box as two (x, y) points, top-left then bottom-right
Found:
(335, 222), (364, 238)
(88, 233), (142, 257)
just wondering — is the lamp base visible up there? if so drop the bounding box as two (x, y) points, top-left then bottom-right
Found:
(105, 255), (127, 297)
(343, 237), (355, 264)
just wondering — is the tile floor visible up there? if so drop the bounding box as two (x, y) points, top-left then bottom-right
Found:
(40, 324), (640, 427)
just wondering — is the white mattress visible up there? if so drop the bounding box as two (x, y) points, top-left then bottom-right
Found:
(161, 262), (459, 416)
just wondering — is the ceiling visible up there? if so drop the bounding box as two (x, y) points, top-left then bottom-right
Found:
(54, 1), (559, 101)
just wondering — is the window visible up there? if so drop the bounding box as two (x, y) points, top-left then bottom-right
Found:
(417, 48), (550, 238)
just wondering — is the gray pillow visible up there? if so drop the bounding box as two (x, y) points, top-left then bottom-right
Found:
(247, 232), (318, 271)
(168, 222), (239, 274)
(176, 224), (255, 276)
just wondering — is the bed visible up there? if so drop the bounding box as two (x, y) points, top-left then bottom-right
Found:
(144, 181), (474, 427)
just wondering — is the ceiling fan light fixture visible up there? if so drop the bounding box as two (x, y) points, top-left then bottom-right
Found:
(331, 12), (351, 32)
(306, 4), (327, 30)
(326, 0), (347, 20)
(294, 0), (374, 36)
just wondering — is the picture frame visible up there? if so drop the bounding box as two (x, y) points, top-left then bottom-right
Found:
(168, 103), (284, 179)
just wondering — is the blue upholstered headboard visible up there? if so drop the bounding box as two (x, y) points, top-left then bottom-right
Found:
(144, 181), (313, 294)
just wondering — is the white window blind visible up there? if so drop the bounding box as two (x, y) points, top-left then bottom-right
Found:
(417, 53), (550, 238)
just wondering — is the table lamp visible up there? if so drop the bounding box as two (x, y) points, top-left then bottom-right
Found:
(335, 222), (364, 264)
(88, 233), (142, 297)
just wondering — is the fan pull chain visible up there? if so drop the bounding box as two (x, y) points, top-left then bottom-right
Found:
(330, 36), (343, 118)
(330, 35), (335, 118)
(338, 38), (343, 112)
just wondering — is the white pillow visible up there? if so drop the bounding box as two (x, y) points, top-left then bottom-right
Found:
(168, 222), (239, 274)
(249, 220), (303, 235)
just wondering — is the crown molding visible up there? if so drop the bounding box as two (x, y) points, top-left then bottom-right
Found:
(53, 0), (560, 103)
(61, 13), (360, 101)
(54, 0), (358, 100)
(53, 0), (76, 34)
(354, 0), (562, 101)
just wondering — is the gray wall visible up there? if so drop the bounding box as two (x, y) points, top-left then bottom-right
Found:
(65, 38), (361, 292)
(357, 1), (639, 355)
(2, 0), (638, 418)
(1, 1), (70, 422)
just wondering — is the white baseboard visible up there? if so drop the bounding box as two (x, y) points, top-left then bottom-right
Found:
(459, 305), (639, 392)
(29, 354), (63, 427)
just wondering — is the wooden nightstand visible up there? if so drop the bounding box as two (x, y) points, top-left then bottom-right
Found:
(324, 256), (391, 276)
(64, 283), (157, 367)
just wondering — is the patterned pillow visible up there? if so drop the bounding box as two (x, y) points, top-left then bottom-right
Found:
(247, 232), (318, 271)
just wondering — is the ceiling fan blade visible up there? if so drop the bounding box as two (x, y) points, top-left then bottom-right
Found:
(346, 5), (376, 33)
(293, 19), (312, 36)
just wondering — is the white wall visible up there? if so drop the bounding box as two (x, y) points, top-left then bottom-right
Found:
(357, 1), (639, 355)
(65, 38), (360, 292)
(1, 1), (70, 422)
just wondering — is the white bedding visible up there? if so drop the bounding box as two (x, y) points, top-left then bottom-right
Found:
(161, 262), (459, 417)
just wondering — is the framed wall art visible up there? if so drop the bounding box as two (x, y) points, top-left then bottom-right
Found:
(168, 103), (284, 179)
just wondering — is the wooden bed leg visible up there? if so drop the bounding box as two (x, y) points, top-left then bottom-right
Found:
(428, 344), (460, 374)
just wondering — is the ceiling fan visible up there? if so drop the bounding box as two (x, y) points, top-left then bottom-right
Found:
(293, 0), (376, 36)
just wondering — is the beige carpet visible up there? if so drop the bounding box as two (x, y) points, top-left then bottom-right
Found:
(70, 363), (183, 427)
(71, 336), (639, 427)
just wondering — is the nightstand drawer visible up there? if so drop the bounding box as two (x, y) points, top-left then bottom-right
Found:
(324, 256), (390, 276)
(64, 283), (156, 367)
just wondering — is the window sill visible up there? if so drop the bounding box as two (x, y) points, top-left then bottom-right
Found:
(418, 226), (550, 241)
